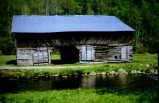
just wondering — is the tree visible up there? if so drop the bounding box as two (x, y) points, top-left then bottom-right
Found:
(0, 0), (159, 55)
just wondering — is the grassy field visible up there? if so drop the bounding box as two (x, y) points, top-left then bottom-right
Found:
(0, 55), (16, 66)
(133, 53), (157, 64)
(0, 87), (157, 103)
(0, 53), (157, 79)
(0, 53), (157, 66)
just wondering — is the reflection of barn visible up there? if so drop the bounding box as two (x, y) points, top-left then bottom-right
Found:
(12, 15), (134, 65)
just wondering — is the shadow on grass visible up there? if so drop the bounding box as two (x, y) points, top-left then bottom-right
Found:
(96, 86), (158, 103)
(5, 60), (76, 65)
(51, 60), (77, 64)
(6, 60), (17, 65)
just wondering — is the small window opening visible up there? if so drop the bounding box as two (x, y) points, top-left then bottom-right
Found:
(114, 56), (118, 59)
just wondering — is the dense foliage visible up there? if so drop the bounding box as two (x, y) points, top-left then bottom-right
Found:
(0, 0), (159, 54)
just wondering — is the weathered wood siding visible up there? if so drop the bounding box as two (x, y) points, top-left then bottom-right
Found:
(15, 31), (133, 65)
(79, 45), (95, 61)
(32, 47), (49, 65)
(53, 32), (133, 46)
(17, 47), (52, 65)
(15, 37), (53, 65)
(79, 45), (133, 62)
(17, 48), (35, 65)
(121, 46), (133, 61)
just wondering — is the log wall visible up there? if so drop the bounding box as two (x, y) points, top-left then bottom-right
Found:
(79, 44), (133, 62)
(15, 32), (133, 65)
(17, 47), (52, 65)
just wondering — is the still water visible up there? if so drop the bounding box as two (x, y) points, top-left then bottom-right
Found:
(0, 73), (157, 93)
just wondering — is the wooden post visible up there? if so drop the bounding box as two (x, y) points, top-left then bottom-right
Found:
(86, 45), (87, 61)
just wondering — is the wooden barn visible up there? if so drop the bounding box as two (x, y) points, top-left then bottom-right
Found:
(12, 15), (134, 65)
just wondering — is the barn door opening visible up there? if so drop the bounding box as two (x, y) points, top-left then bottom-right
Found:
(52, 48), (61, 61)
(60, 46), (79, 63)
(51, 48), (62, 64)
(80, 45), (95, 61)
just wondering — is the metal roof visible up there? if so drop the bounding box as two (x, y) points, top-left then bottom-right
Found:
(12, 15), (134, 33)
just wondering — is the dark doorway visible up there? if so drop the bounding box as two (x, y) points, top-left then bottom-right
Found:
(60, 46), (79, 63)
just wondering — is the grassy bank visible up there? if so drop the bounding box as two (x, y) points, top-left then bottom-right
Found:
(0, 87), (157, 103)
(0, 53), (157, 66)
(0, 63), (157, 79)
(133, 53), (157, 64)
(0, 53), (157, 79)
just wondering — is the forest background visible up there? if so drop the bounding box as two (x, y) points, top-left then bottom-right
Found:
(0, 0), (159, 55)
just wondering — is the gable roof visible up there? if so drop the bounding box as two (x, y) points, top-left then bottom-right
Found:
(12, 15), (134, 33)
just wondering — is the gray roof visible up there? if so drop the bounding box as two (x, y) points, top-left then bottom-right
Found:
(12, 15), (134, 33)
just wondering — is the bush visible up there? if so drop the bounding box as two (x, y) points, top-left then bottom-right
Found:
(0, 38), (16, 55)
(135, 46), (149, 54)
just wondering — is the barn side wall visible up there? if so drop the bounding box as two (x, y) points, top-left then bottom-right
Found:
(17, 48), (35, 65)
(15, 32), (133, 65)
(16, 47), (52, 65)
(79, 44), (133, 62)
(15, 37), (53, 65)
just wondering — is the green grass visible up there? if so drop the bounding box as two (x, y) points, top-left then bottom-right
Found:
(0, 53), (157, 79)
(0, 53), (157, 66)
(0, 88), (157, 103)
(0, 63), (156, 79)
(133, 53), (157, 64)
(51, 54), (61, 60)
(0, 55), (16, 66)
(0, 54), (89, 66)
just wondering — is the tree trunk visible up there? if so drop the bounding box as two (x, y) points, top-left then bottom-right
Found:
(158, 52), (159, 80)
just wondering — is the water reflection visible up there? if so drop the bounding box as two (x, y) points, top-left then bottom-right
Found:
(0, 73), (157, 93)
(80, 76), (96, 89)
